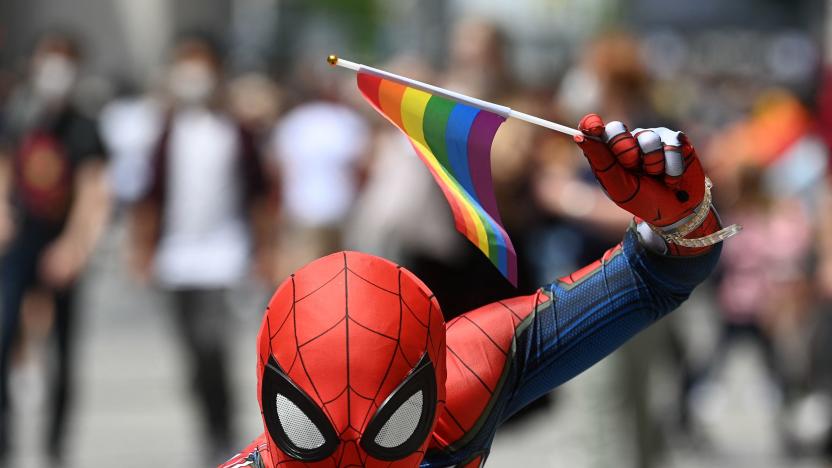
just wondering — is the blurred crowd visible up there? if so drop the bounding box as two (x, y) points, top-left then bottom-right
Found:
(0, 7), (832, 468)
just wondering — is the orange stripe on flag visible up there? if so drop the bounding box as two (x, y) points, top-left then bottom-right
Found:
(378, 79), (407, 130)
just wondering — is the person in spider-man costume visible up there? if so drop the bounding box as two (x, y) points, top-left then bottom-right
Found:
(220, 114), (732, 468)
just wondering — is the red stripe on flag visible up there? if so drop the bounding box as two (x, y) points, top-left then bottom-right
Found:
(357, 72), (383, 111)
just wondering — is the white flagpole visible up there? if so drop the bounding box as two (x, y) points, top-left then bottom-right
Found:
(327, 55), (585, 138)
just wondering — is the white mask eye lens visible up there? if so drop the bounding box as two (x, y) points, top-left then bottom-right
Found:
(276, 393), (326, 450)
(360, 354), (437, 461)
(373, 390), (424, 448)
(262, 357), (339, 461)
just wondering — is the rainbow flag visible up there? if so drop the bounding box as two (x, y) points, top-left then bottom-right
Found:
(357, 70), (517, 285)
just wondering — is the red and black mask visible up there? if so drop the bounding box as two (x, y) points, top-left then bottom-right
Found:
(257, 252), (447, 467)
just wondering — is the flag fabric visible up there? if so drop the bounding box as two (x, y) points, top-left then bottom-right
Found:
(356, 69), (518, 285)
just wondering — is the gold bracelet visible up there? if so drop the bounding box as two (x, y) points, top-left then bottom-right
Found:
(649, 177), (742, 248)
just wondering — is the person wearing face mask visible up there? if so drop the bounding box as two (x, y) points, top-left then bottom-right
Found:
(0, 31), (110, 465)
(130, 33), (276, 465)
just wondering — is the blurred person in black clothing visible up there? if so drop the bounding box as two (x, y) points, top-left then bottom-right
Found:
(130, 33), (275, 465)
(0, 31), (110, 465)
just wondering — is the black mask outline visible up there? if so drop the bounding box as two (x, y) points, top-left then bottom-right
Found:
(261, 355), (340, 461)
(360, 353), (437, 461)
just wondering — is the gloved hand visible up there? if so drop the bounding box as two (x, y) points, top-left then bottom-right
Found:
(574, 113), (723, 255)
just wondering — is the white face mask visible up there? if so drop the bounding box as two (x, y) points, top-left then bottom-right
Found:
(169, 60), (217, 105)
(32, 54), (77, 101)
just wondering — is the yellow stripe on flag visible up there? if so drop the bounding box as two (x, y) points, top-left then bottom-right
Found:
(400, 88), (431, 145)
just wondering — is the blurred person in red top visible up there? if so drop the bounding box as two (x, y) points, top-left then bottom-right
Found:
(0, 31), (110, 465)
(130, 32), (276, 465)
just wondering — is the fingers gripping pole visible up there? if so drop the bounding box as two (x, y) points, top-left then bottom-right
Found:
(327, 54), (584, 138)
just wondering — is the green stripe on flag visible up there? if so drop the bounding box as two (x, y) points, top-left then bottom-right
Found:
(423, 96), (455, 174)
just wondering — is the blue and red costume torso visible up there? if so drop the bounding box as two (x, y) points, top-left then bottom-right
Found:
(222, 227), (720, 468)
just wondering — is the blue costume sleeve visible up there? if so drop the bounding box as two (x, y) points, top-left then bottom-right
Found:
(504, 226), (722, 417)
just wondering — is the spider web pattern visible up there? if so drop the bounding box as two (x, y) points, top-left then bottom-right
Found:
(258, 251), (446, 467)
(240, 226), (718, 467)
(430, 289), (544, 451)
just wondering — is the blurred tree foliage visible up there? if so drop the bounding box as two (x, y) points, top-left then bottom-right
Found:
(304, 0), (379, 54)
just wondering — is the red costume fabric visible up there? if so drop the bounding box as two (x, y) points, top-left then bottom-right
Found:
(221, 115), (725, 467)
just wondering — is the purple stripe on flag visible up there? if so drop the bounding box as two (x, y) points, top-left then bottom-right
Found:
(467, 111), (506, 223)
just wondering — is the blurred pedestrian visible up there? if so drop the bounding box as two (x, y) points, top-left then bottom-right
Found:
(99, 79), (163, 209)
(129, 33), (275, 465)
(812, 172), (832, 458)
(715, 166), (811, 405)
(0, 31), (110, 465)
(269, 62), (369, 280)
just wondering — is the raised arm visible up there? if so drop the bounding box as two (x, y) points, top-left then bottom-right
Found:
(506, 114), (740, 406)
(430, 115), (734, 464)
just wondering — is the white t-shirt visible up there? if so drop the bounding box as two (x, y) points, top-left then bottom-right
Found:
(271, 101), (369, 227)
(154, 108), (250, 288)
(99, 97), (163, 203)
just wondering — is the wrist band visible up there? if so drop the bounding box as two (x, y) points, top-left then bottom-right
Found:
(649, 177), (742, 248)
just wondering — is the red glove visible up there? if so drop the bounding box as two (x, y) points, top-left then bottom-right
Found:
(574, 114), (721, 256)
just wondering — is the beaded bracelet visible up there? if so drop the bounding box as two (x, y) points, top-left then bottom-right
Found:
(649, 177), (742, 248)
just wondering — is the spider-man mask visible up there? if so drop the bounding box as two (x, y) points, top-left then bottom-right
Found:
(257, 251), (447, 467)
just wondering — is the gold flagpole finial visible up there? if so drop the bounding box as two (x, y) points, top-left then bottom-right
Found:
(326, 54), (338, 66)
